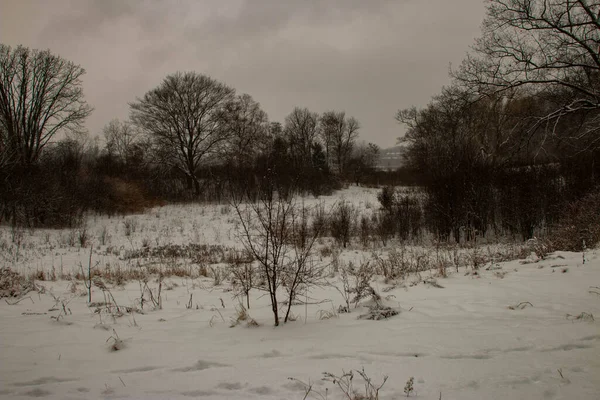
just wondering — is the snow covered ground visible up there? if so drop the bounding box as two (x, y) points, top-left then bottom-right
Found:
(0, 187), (599, 400)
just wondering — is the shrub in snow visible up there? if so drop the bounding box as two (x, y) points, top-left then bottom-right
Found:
(404, 376), (414, 397)
(330, 200), (356, 248)
(358, 305), (399, 320)
(290, 367), (388, 400)
(106, 329), (126, 351)
(0, 267), (34, 298)
(233, 191), (323, 326)
(549, 189), (600, 251)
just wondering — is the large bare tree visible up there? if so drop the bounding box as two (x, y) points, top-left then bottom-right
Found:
(455, 0), (600, 148)
(130, 72), (235, 195)
(0, 44), (92, 167)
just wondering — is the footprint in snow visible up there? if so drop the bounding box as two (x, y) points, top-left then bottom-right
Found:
(440, 353), (492, 360)
(579, 334), (600, 341)
(172, 360), (228, 372)
(23, 388), (52, 398)
(283, 380), (307, 392)
(502, 345), (534, 353)
(249, 386), (274, 395)
(12, 377), (76, 387)
(181, 390), (216, 397)
(111, 366), (162, 374)
(541, 343), (592, 352)
(216, 382), (244, 390)
(260, 349), (282, 358)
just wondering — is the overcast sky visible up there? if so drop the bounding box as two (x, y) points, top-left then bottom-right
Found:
(1, 0), (486, 148)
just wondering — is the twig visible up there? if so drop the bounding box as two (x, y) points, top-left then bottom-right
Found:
(508, 301), (533, 310)
(5, 296), (33, 305)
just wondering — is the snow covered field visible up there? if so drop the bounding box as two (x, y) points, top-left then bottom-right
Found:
(0, 187), (599, 400)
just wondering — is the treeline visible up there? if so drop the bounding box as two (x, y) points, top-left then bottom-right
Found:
(0, 46), (379, 228)
(394, 0), (600, 247)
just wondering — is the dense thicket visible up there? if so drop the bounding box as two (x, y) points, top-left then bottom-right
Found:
(394, 0), (600, 244)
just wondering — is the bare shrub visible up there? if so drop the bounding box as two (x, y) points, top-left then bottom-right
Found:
(372, 212), (395, 246)
(0, 267), (34, 298)
(106, 329), (126, 351)
(208, 266), (227, 286)
(123, 218), (137, 237)
(358, 304), (399, 320)
(233, 192), (323, 326)
(359, 215), (372, 247)
(229, 304), (258, 327)
(549, 189), (600, 251)
(527, 237), (550, 260)
(289, 367), (388, 400)
(466, 245), (486, 271)
(334, 260), (376, 309)
(137, 272), (163, 311)
(376, 186), (424, 243)
(373, 247), (410, 282)
(78, 225), (89, 248)
(330, 200), (355, 248)
(125, 243), (233, 265)
(323, 368), (388, 400)
(404, 376), (414, 397)
(377, 186), (395, 213)
(98, 225), (109, 246)
(229, 259), (256, 309)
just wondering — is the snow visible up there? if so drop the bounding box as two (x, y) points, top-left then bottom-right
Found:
(0, 187), (599, 399)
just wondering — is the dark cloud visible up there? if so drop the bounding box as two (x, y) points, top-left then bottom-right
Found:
(1, 0), (486, 147)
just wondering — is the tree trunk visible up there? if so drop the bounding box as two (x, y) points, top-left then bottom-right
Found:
(271, 290), (279, 326)
(194, 178), (201, 196)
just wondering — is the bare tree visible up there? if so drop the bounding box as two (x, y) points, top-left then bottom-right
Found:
(0, 44), (92, 166)
(319, 112), (337, 168)
(282, 202), (325, 323)
(233, 191), (295, 326)
(455, 0), (600, 147)
(130, 72), (235, 195)
(223, 94), (269, 168)
(0, 124), (13, 170)
(233, 191), (323, 326)
(284, 107), (320, 166)
(321, 111), (360, 175)
(103, 118), (141, 165)
(348, 142), (380, 185)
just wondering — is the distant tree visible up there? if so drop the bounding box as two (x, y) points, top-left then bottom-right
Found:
(284, 107), (320, 166)
(0, 44), (92, 167)
(103, 118), (142, 166)
(223, 94), (269, 168)
(348, 142), (380, 185)
(319, 112), (336, 168)
(269, 121), (283, 139)
(130, 72), (235, 196)
(320, 111), (360, 175)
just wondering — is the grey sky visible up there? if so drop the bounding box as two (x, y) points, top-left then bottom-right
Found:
(1, 0), (486, 148)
